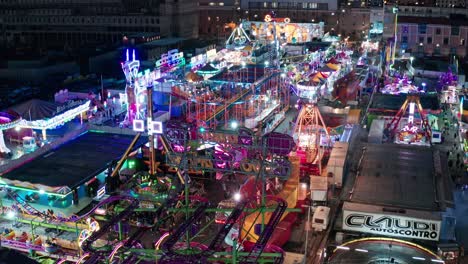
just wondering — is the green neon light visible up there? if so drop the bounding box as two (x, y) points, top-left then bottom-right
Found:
(128, 248), (281, 257)
(114, 206), (301, 213)
(0, 184), (69, 198)
(11, 217), (82, 233)
(88, 130), (107, 134)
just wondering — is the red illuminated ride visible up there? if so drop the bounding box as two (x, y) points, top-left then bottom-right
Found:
(386, 95), (432, 145)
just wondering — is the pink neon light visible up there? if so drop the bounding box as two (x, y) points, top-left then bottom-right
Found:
(155, 232), (170, 249)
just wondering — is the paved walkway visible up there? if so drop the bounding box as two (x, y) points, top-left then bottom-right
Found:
(434, 105), (465, 183)
(273, 107), (298, 135)
(434, 104), (468, 260)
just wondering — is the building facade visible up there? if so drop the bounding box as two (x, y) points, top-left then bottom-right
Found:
(397, 16), (467, 58)
(0, 0), (198, 50)
(199, 0), (375, 41)
(199, 0), (240, 39)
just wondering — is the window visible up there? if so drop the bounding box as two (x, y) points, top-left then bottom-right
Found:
(419, 36), (424, 43)
(418, 24), (426, 34)
(461, 39), (466, 46)
(309, 3), (318, 9)
(444, 37), (449, 45)
(315, 218), (324, 224)
(427, 37), (432, 44)
(402, 36), (408, 43)
(436, 28), (441, 35)
(302, 3), (308, 8)
(451, 26), (459, 36)
(402, 25), (408, 34)
(271, 2), (277, 8)
(263, 2), (268, 8)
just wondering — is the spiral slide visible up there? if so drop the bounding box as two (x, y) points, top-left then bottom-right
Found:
(240, 197), (287, 264)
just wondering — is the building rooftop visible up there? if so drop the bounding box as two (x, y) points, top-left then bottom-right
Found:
(0, 132), (146, 192)
(349, 143), (452, 211)
(141, 37), (186, 49)
(398, 15), (468, 26)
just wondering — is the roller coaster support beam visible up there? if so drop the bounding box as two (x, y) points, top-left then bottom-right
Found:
(147, 86), (156, 176)
(111, 133), (141, 178)
(128, 249), (282, 260)
(8, 216), (82, 233)
(114, 206), (301, 213)
(158, 134), (185, 185)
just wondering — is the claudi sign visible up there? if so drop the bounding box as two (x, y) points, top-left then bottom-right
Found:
(343, 211), (440, 241)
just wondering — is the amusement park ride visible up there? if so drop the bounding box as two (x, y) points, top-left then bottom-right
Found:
(386, 95), (434, 145)
(293, 104), (330, 175)
(0, 15), (346, 264)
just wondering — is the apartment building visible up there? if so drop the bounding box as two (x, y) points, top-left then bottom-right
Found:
(397, 16), (467, 58)
(199, 0), (240, 39)
(0, 0), (198, 50)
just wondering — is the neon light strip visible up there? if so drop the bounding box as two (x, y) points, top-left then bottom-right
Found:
(18, 101), (90, 130)
(109, 241), (125, 262)
(76, 252), (90, 264)
(155, 232), (170, 250)
(332, 237), (442, 260)
(0, 184), (68, 197)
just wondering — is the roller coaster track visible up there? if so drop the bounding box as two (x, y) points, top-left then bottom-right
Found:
(4, 188), (131, 224)
(80, 196), (139, 253)
(117, 182), (183, 264)
(159, 200), (247, 263)
(240, 197), (287, 264)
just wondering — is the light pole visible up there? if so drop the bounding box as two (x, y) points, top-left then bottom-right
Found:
(302, 203), (312, 264)
(391, 6), (399, 65)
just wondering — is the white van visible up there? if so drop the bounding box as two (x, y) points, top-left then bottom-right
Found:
(311, 206), (330, 232)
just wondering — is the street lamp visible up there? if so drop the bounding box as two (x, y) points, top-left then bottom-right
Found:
(302, 203), (313, 263)
(233, 192), (241, 202)
(230, 121), (239, 129)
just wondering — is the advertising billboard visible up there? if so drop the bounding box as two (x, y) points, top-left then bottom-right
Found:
(343, 210), (441, 241)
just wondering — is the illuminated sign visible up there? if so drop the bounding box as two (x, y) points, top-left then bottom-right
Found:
(343, 210), (440, 241)
(96, 186), (106, 199)
(133, 119), (145, 132)
(155, 49), (185, 69)
(190, 54), (207, 69)
(206, 49), (217, 60)
(148, 120), (163, 134)
(264, 15), (290, 23)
